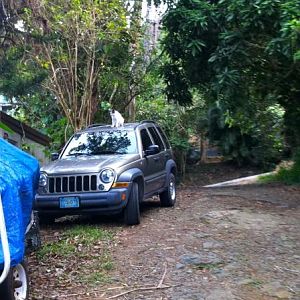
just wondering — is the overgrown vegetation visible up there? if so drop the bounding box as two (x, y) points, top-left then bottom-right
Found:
(136, 70), (207, 175)
(1, 0), (299, 174)
(260, 150), (300, 184)
(161, 0), (300, 168)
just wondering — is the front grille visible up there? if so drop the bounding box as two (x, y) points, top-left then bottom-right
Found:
(48, 175), (98, 194)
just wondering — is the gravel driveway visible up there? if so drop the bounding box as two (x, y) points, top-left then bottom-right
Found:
(28, 166), (300, 300)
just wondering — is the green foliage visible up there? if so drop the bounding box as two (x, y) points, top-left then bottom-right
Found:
(261, 150), (300, 184)
(137, 72), (207, 175)
(45, 117), (73, 152)
(63, 224), (114, 244)
(162, 63), (193, 106)
(37, 236), (76, 258)
(137, 88), (188, 174)
(162, 0), (300, 164)
(136, 51), (210, 175)
(0, 0), (132, 131)
(276, 164), (300, 184)
(208, 102), (285, 168)
(137, 98), (190, 174)
(1, 0), (153, 150)
(0, 47), (47, 97)
(9, 91), (71, 152)
(1, 0), (158, 145)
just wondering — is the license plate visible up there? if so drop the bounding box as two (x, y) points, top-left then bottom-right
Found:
(59, 197), (79, 208)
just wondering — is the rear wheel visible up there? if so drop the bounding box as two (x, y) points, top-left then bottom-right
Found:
(124, 182), (140, 225)
(0, 261), (29, 300)
(160, 173), (176, 207)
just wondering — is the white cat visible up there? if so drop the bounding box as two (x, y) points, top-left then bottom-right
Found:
(109, 109), (124, 127)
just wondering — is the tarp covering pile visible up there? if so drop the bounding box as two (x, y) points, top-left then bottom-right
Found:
(0, 138), (39, 268)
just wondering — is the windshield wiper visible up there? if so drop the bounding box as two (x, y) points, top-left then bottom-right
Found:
(92, 150), (124, 155)
(66, 152), (92, 157)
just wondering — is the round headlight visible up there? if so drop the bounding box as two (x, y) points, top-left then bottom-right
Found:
(39, 173), (48, 187)
(100, 169), (115, 183)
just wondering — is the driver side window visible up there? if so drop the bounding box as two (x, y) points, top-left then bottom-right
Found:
(140, 129), (153, 151)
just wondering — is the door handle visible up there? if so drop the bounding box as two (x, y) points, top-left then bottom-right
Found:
(153, 157), (160, 162)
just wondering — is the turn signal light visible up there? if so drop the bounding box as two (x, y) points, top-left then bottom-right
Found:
(112, 182), (129, 188)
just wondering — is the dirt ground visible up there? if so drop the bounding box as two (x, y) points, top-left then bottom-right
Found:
(28, 163), (300, 300)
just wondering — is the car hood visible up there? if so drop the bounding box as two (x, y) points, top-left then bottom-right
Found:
(41, 154), (139, 175)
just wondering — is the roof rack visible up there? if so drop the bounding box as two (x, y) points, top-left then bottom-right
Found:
(140, 120), (156, 124)
(86, 123), (107, 128)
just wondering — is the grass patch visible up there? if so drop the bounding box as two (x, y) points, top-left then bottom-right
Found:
(101, 261), (114, 271)
(64, 224), (114, 244)
(37, 240), (76, 258)
(37, 225), (115, 259)
(259, 151), (300, 185)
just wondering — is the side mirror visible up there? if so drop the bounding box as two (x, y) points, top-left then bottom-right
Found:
(51, 153), (59, 161)
(145, 145), (160, 156)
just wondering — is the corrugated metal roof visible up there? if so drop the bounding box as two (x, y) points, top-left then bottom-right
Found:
(0, 111), (51, 146)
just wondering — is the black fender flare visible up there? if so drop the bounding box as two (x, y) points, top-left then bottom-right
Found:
(117, 168), (144, 201)
(165, 159), (177, 186)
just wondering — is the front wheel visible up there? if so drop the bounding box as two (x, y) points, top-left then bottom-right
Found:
(160, 173), (176, 207)
(124, 182), (140, 225)
(0, 261), (29, 300)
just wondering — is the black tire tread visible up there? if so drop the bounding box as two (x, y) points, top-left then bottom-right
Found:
(124, 182), (140, 225)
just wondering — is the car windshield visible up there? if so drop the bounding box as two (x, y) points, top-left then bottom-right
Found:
(61, 129), (138, 158)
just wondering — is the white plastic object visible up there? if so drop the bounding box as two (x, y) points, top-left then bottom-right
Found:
(0, 193), (11, 284)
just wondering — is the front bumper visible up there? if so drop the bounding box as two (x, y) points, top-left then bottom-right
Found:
(34, 188), (130, 216)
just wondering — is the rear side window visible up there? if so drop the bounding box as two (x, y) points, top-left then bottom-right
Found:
(157, 127), (171, 149)
(148, 127), (164, 151)
(140, 129), (153, 151)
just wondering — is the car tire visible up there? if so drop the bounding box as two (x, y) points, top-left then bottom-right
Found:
(124, 182), (140, 225)
(160, 173), (176, 207)
(0, 261), (29, 300)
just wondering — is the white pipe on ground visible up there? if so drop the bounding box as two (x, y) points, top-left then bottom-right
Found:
(203, 172), (274, 188)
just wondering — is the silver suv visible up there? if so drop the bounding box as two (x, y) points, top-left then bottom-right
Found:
(35, 121), (177, 225)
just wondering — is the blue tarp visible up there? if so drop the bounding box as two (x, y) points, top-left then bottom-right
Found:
(0, 138), (39, 268)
